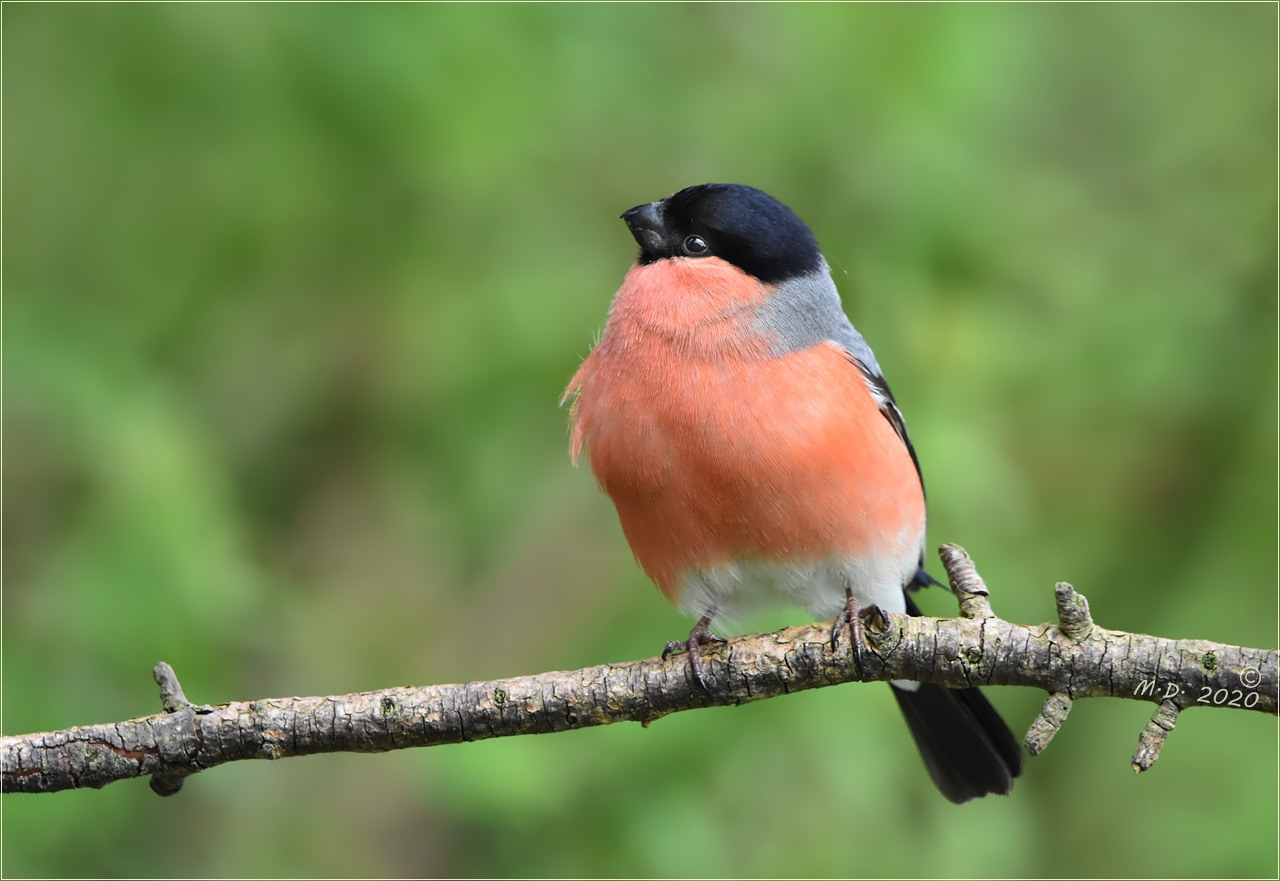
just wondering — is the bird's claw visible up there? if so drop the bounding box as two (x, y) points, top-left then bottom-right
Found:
(662, 616), (725, 694)
(830, 589), (863, 653)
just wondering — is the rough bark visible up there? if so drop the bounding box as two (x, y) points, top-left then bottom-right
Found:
(4, 545), (1275, 795)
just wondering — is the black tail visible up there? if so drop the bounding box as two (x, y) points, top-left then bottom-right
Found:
(890, 595), (1023, 803)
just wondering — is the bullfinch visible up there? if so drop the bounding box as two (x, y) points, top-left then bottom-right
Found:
(563, 183), (1022, 803)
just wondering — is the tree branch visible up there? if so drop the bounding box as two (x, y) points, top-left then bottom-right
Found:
(4, 544), (1275, 795)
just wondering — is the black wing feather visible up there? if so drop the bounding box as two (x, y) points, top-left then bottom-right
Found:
(851, 362), (926, 498)
(844, 353), (940, 586)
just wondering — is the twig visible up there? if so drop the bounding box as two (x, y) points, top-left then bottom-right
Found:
(3, 545), (1275, 795)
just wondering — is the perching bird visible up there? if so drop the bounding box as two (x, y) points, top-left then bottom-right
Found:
(563, 183), (1021, 803)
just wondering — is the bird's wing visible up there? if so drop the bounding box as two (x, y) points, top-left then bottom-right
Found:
(843, 350), (943, 590)
(845, 353), (925, 497)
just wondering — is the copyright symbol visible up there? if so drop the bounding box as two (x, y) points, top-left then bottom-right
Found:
(1239, 667), (1262, 688)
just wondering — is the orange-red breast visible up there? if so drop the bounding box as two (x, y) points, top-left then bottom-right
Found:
(564, 183), (1021, 802)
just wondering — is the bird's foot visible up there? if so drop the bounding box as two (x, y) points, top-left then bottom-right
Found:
(662, 615), (727, 694)
(830, 589), (863, 654)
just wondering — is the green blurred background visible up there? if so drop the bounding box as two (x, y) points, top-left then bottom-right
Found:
(4, 3), (1276, 877)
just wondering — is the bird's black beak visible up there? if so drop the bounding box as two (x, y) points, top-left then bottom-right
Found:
(621, 201), (664, 252)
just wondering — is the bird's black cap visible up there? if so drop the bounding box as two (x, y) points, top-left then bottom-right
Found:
(621, 183), (822, 284)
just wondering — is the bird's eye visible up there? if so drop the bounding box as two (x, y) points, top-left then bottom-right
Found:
(683, 235), (709, 255)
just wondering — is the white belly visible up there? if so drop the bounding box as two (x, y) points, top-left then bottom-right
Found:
(675, 535), (919, 633)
